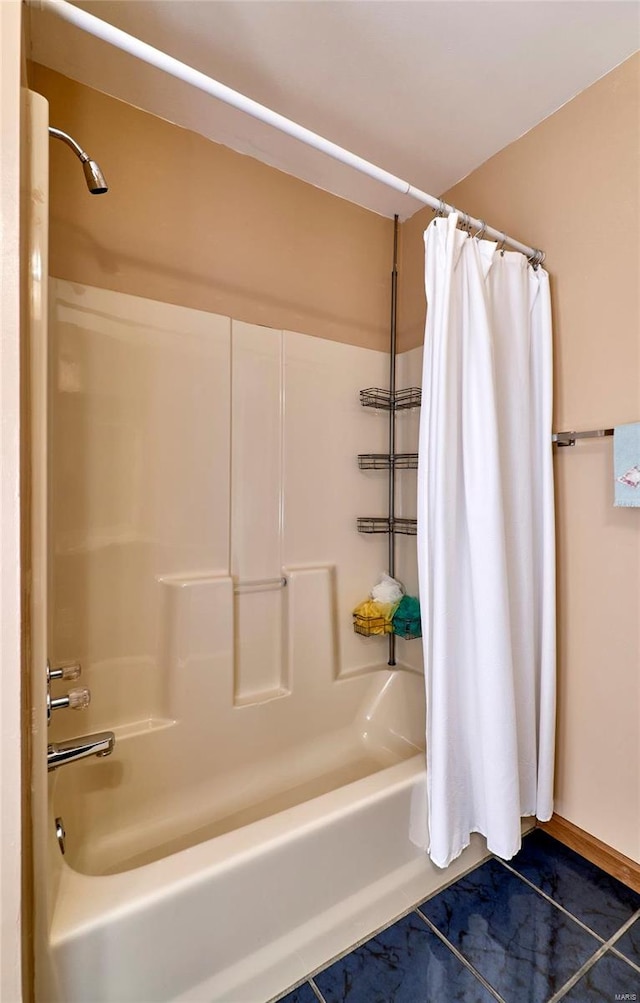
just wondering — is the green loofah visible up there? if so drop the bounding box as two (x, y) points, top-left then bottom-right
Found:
(392, 595), (422, 638)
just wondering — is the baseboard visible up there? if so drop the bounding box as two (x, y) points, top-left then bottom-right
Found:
(538, 814), (640, 893)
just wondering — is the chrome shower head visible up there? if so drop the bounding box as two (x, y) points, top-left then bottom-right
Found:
(81, 157), (108, 195)
(49, 126), (109, 195)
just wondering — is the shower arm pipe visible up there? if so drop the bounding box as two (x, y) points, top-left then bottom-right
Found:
(34, 0), (543, 262)
(48, 126), (88, 161)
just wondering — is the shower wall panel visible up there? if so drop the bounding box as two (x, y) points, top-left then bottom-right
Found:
(284, 331), (391, 675)
(49, 279), (231, 736)
(231, 321), (284, 702)
(231, 321), (283, 582)
(48, 281), (393, 737)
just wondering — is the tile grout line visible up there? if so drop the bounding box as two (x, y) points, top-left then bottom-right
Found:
(607, 906), (640, 975)
(494, 856), (610, 945)
(308, 977), (327, 1003)
(546, 940), (611, 1003)
(548, 907), (640, 1003)
(610, 947), (640, 975)
(607, 906), (640, 945)
(415, 907), (507, 1003)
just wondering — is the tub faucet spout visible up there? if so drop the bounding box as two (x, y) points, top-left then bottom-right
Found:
(47, 731), (115, 772)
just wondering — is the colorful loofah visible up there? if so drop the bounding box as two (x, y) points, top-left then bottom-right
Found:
(391, 595), (422, 638)
(352, 598), (398, 635)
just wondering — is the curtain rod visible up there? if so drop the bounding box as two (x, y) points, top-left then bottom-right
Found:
(33, 0), (544, 263)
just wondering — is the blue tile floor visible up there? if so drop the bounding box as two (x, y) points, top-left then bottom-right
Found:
(276, 829), (640, 1003)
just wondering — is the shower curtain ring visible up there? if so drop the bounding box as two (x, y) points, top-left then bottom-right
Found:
(498, 233), (507, 256)
(433, 199), (447, 224)
(528, 248), (545, 269)
(474, 220), (487, 240)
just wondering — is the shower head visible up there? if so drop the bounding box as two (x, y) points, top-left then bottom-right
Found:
(49, 126), (109, 195)
(81, 158), (108, 195)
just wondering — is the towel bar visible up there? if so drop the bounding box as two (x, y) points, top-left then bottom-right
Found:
(552, 428), (614, 447)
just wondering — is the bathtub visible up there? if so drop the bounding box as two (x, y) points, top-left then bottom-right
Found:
(47, 663), (490, 1003)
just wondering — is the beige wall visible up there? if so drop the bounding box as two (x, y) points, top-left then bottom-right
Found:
(400, 54), (640, 861)
(30, 64), (392, 352)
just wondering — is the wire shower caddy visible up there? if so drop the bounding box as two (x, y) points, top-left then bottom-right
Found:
(355, 216), (422, 661)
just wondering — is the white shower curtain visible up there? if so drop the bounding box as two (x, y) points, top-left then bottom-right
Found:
(417, 213), (556, 868)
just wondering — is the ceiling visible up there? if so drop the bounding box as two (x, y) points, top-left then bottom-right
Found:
(28, 1), (639, 220)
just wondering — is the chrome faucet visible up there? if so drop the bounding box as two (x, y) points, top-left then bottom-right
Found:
(47, 731), (116, 772)
(46, 660), (115, 770)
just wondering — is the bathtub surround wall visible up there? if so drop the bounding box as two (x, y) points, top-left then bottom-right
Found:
(48, 279), (394, 742)
(399, 53), (640, 863)
(33, 60), (413, 750)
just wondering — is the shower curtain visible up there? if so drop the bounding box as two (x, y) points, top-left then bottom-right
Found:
(417, 213), (555, 868)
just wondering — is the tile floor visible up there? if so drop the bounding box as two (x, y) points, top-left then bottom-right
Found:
(277, 829), (640, 1003)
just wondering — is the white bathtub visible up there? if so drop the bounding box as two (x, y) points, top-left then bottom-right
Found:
(47, 666), (490, 1002)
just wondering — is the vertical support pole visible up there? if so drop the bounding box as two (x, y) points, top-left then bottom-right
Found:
(388, 216), (399, 667)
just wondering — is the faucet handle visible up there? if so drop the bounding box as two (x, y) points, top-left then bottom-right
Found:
(46, 661), (89, 724)
(49, 686), (91, 714)
(48, 662), (81, 682)
(67, 686), (91, 710)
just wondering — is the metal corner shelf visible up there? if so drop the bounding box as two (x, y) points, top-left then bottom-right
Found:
(394, 518), (418, 536)
(357, 517), (417, 536)
(353, 614), (392, 637)
(357, 517), (391, 534)
(357, 453), (419, 470)
(359, 387), (422, 411)
(391, 616), (422, 640)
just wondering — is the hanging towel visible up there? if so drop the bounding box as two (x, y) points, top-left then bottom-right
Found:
(614, 423), (640, 507)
